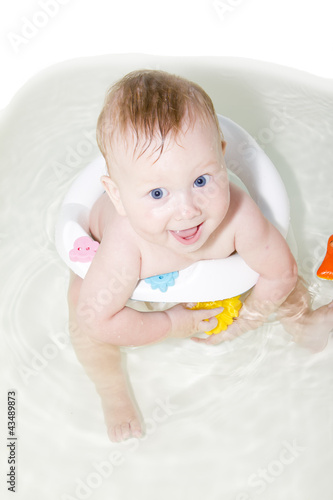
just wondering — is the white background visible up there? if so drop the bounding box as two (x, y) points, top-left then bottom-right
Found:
(1, 0), (332, 111)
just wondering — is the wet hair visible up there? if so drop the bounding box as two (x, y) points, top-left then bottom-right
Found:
(96, 69), (222, 169)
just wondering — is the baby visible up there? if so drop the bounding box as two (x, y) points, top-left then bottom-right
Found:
(68, 69), (333, 442)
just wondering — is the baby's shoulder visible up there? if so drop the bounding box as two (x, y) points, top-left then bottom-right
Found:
(86, 212), (141, 290)
(102, 211), (140, 256)
(226, 183), (269, 240)
(88, 194), (141, 267)
(229, 183), (264, 221)
(90, 193), (138, 246)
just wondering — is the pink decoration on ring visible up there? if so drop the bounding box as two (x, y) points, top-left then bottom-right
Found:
(69, 236), (99, 263)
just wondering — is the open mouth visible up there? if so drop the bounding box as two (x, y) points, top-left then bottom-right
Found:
(170, 223), (203, 245)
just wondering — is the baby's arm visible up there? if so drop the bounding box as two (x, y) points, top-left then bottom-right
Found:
(76, 228), (222, 346)
(196, 194), (297, 344)
(227, 196), (297, 337)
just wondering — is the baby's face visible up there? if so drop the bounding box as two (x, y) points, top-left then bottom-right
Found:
(107, 118), (230, 255)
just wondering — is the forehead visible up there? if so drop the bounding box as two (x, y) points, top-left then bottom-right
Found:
(113, 117), (221, 173)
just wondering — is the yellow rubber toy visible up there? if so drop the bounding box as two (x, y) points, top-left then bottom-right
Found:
(191, 296), (242, 334)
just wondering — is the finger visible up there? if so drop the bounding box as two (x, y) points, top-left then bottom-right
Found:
(198, 316), (218, 332)
(191, 334), (223, 345)
(219, 323), (242, 341)
(205, 333), (225, 345)
(191, 337), (207, 343)
(200, 316), (219, 332)
(197, 307), (224, 320)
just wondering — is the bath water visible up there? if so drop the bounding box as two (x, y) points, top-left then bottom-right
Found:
(1, 55), (333, 500)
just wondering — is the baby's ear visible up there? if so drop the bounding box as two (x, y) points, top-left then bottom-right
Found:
(100, 175), (126, 216)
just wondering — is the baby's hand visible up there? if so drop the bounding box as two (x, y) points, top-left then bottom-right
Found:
(192, 320), (244, 345)
(165, 304), (223, 339)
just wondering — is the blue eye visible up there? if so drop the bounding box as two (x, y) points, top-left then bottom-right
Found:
(194, 174), (210, 188)
(150, 187), (167, 199)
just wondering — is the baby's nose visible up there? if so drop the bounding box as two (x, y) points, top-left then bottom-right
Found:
(174, 193), (201, 220)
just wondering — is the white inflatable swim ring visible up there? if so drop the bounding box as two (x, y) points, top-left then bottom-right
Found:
(55, 115), (290, 302)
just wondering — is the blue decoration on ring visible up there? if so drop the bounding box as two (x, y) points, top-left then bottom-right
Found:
(144, 271), (179, 292)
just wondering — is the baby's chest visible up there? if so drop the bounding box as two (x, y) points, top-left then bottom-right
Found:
(139, 248), (191, 279)
(139, 237), (235, 280)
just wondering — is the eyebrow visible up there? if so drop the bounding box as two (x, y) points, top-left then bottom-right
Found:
(192, 159), (221, 172)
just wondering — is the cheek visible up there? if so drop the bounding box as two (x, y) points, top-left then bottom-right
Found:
(139, 205), (170, 232)
(147, 201), (172, 219)
(193, 183), (229, 212)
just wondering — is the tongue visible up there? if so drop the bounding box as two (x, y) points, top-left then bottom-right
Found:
(176, 227), (198, 238)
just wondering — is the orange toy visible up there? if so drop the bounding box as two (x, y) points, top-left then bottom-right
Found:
(317, 235), (333, 280)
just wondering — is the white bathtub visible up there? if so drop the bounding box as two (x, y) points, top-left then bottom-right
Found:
(1, 54), (333, 500)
